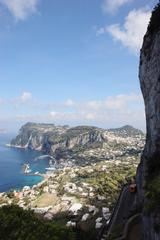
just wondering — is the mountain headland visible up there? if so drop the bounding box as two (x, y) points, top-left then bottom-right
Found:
(10, 122), (145, 167)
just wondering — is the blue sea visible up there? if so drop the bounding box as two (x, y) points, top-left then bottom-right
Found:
(0, 134), (49, 192)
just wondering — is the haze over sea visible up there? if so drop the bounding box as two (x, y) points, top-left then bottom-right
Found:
(0, 134), (49, 192)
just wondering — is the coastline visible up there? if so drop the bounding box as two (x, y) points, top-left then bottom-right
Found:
(0, 144), (49, 193)
(6, 143), (45, 153)
(0, 173), (46, 194)
(6, 143), (26, 149)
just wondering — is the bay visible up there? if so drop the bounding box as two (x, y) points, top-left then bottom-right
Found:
(0, 134), (49, 192)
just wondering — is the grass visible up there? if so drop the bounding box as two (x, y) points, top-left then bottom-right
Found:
(33, 193), (59, 208)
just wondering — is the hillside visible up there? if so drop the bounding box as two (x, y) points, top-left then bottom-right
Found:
(10, 123), (145, 166)
(108, 125), (144, 137)
(0, 155), (139, 240)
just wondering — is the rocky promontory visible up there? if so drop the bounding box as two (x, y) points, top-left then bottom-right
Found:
(10, 123), (105, 152)
(10, 123), (145, 166)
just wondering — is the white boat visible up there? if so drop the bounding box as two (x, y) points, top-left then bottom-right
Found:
(35, 155), (55, 161)
(45, 167), (55, 171)
(23, 164), (32, 174)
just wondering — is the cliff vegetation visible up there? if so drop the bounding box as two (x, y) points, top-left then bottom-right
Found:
(0, 205), (75, 240)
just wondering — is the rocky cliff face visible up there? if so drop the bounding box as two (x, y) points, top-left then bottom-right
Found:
(10, 123), (144, 165)
(11, 123), (107, 153)
(137, 4), (160, 239)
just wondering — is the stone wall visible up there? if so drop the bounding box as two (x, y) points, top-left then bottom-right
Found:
(137, 4), (160, 239)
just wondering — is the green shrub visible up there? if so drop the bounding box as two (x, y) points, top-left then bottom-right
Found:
(145, 174), (160, 212)
(0, 205), (75, 240)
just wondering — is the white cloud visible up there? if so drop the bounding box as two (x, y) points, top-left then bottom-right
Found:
(96, 27), (105, 36)
(20, 92), (32, 102)
(64, 99), (75, 107)
(0, 0), (39, 20)
(10, 91), (33, 108)
(0, 92), (145, 130)
(45, 93), (145, 129)
(50, 111), (58, 118)
(87, 93), (142, 110)
(102, 0), (132, 14)
(85, 113), (96, 120)
(103, 8), (151, 53)
(105, 93), (142, 109)
(87, 100), (102, 110)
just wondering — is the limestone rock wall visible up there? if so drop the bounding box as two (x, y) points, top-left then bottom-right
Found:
(137, 4), (160, 239)
(140, 31), (160, 161)
(10, 123), (106, 155)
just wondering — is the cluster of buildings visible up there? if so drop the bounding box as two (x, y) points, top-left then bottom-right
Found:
(0, 154), (140, 233)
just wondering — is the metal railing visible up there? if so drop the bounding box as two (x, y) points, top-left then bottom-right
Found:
(97, 185), (127, 240)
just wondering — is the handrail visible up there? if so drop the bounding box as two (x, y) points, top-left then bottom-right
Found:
(97, 185), (127, 240)
(114, 214), (141, 240)
(108, 186), (127, 234)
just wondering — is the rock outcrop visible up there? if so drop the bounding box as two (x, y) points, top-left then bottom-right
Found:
(137, 3), (160, 239)
(10, 123), (107, 153)
(10, 123), (144, 165)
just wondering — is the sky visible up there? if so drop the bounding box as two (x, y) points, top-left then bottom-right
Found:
(0, 0), (158, 132)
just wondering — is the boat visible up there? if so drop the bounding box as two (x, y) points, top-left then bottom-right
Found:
(35, 155), (55, 161)
(23, 164), (32, 174)
(45, 167), (55, 171)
